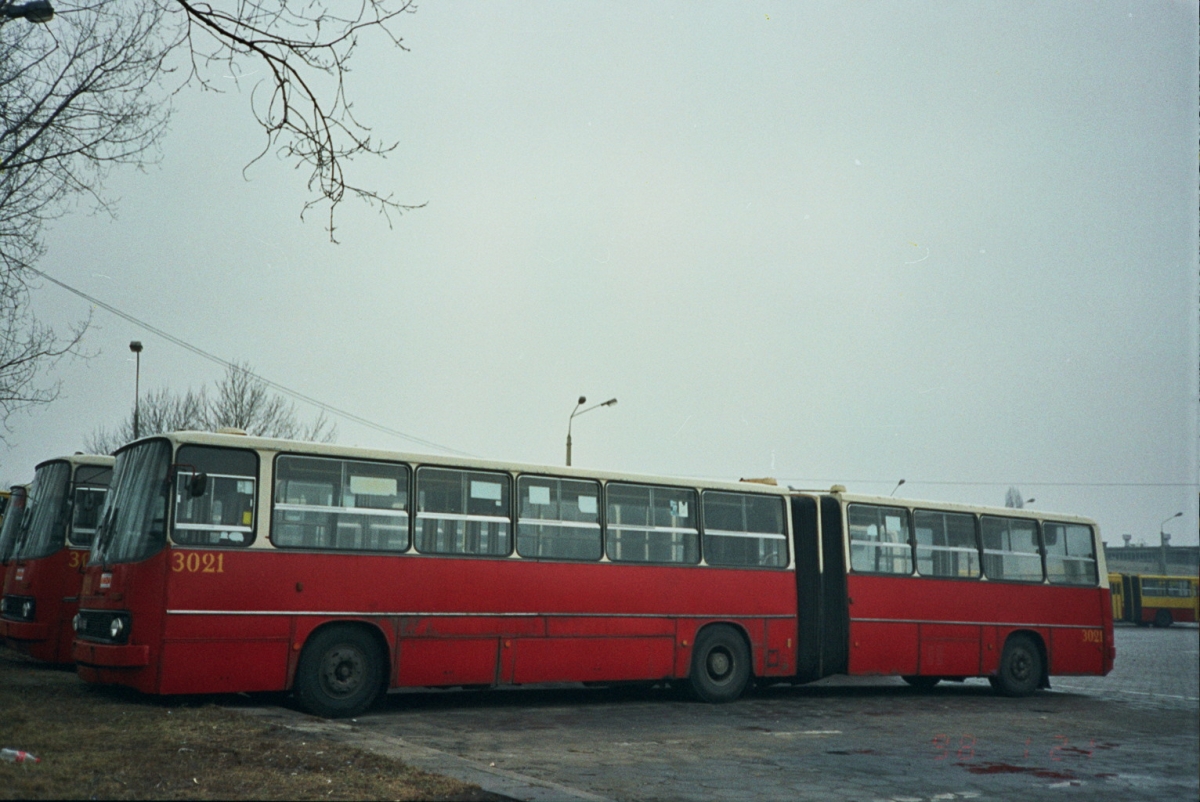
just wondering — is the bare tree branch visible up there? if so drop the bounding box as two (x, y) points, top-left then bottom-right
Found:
(1, 1), (420, 426)
(171, 0), (424, 238)
(86, 359), (336, 453)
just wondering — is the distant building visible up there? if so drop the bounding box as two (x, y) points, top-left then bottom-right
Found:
(1103, 542), (1200, 576)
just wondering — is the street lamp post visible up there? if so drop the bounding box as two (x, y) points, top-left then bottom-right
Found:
(129, 340), (143, 439)
(1159, 511), (1182, 574)
(0, 1), (54, 23)
(566, 395), (617, 467)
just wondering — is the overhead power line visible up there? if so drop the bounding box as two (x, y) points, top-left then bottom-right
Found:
(780, 479), (1198, 489)
(28, 267), (475, 457)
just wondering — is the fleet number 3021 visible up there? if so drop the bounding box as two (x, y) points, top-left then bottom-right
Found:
(172, 552), (225, 573)
(1082, 629), (1103, 643)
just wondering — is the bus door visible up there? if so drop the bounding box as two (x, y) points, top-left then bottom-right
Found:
(1121, 574), (1140, 623)
(791, 495), (850, 681)
(819, 495), (849, 677)
(791, 495), (822, 682)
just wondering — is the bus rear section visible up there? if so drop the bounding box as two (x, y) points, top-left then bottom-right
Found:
(1, 456), (113, 663)
(73, 432), (798, 716)
(791, 491), (1114, 695)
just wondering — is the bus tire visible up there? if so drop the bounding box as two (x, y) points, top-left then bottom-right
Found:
(1153, 609), (1173, 628)
(294, 626), (385, 718)
(689, 625), (751, 703)
(994, 634), (1041, 697)
(901, 675), (940, 690)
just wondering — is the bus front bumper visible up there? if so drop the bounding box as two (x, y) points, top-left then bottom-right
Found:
(72, 640), (150, 667)
(0, 618), (50, 641)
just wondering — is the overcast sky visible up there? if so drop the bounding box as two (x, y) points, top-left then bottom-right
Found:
(4, 1), (1197, 547)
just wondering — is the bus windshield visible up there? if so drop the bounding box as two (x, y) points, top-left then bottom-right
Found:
(91, 440), (172, 566)
(0, 487), (28, 563)
(14, 462), (72, 561)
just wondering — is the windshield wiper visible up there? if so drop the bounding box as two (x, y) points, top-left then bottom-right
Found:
(93, 503), (118, 569)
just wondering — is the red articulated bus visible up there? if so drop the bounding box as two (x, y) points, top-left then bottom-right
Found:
(72, 432), (1113, 717)
(1, 456), (113, 662)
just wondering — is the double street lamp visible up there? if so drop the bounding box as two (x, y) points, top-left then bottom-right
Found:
(1159, 511), (1182, 573)
(566, 395), (616, 467)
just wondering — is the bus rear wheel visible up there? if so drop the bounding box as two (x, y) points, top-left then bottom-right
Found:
(689, 625), (751, 703)
(294, 626), (385, 718)
(993, 634), (1041, 697)
(1152, 609), (1173, 628)
(901, 675), (940, 690)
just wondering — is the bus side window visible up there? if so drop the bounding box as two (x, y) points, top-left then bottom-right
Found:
(914, 510), (979, 578)
(1044, 522), (1097, 585)
(847, 504), (912, 575)
(69, 486), (109, 547)
(606, 483), (699, 564)
(980, 516), (1042, 582)
(516, 475), (602, 561)
(272, 455), (409, 552)
(701, 491), (787, 568)
(414, 467), (511, 556)
(172, 446), (259, 548)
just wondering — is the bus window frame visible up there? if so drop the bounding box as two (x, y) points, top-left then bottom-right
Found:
(514, 473), (604, 563)
(1041, 520), (1098, 587)
(413, 465), (514, 558)
(170, 445), (261, 550)
(270, 452), (413, 554)
(979, 514), (1045, 584)
(911, 507), (982, 581)
(67, 464), (113, 548)
(699, 489), (789, 570)
(846, 502), (915, 576)
(604, 480), (700, 566)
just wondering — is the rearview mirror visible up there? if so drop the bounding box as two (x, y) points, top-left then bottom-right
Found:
(187, 472), (209, 498)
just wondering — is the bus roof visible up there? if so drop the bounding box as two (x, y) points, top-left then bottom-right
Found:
(34, 454), (115, 471)
(800, 489), (1098, 527)
(119, 431), (795, 497)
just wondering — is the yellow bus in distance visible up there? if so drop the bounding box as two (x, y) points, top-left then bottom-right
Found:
(1110, 572), (1199, 628)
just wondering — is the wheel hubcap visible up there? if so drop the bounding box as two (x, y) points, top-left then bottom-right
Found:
(707, 649), (732, 682)
(321, 646), (365, 697)
(1012, 652), (1031, 681)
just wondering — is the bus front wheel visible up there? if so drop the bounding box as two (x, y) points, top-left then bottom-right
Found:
(294, 626), (385, 718)
(688, 625), (751, 703)
(993, 634), (1041, 697)
(1153, 609), (1173, 628)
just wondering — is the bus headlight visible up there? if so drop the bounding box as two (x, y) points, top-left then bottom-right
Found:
(21, 600), (33, 619)
(73, 613), (83, 632)
(109, 617), (125, 639)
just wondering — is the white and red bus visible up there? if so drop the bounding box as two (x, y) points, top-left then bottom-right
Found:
(73, 431), (1113, 717)
(1, 456), (113, 662)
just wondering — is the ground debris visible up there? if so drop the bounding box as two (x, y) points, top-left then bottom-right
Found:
(0, 646), (502, 800)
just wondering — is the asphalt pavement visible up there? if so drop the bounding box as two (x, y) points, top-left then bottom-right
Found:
(239, 624), (1199, 802)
